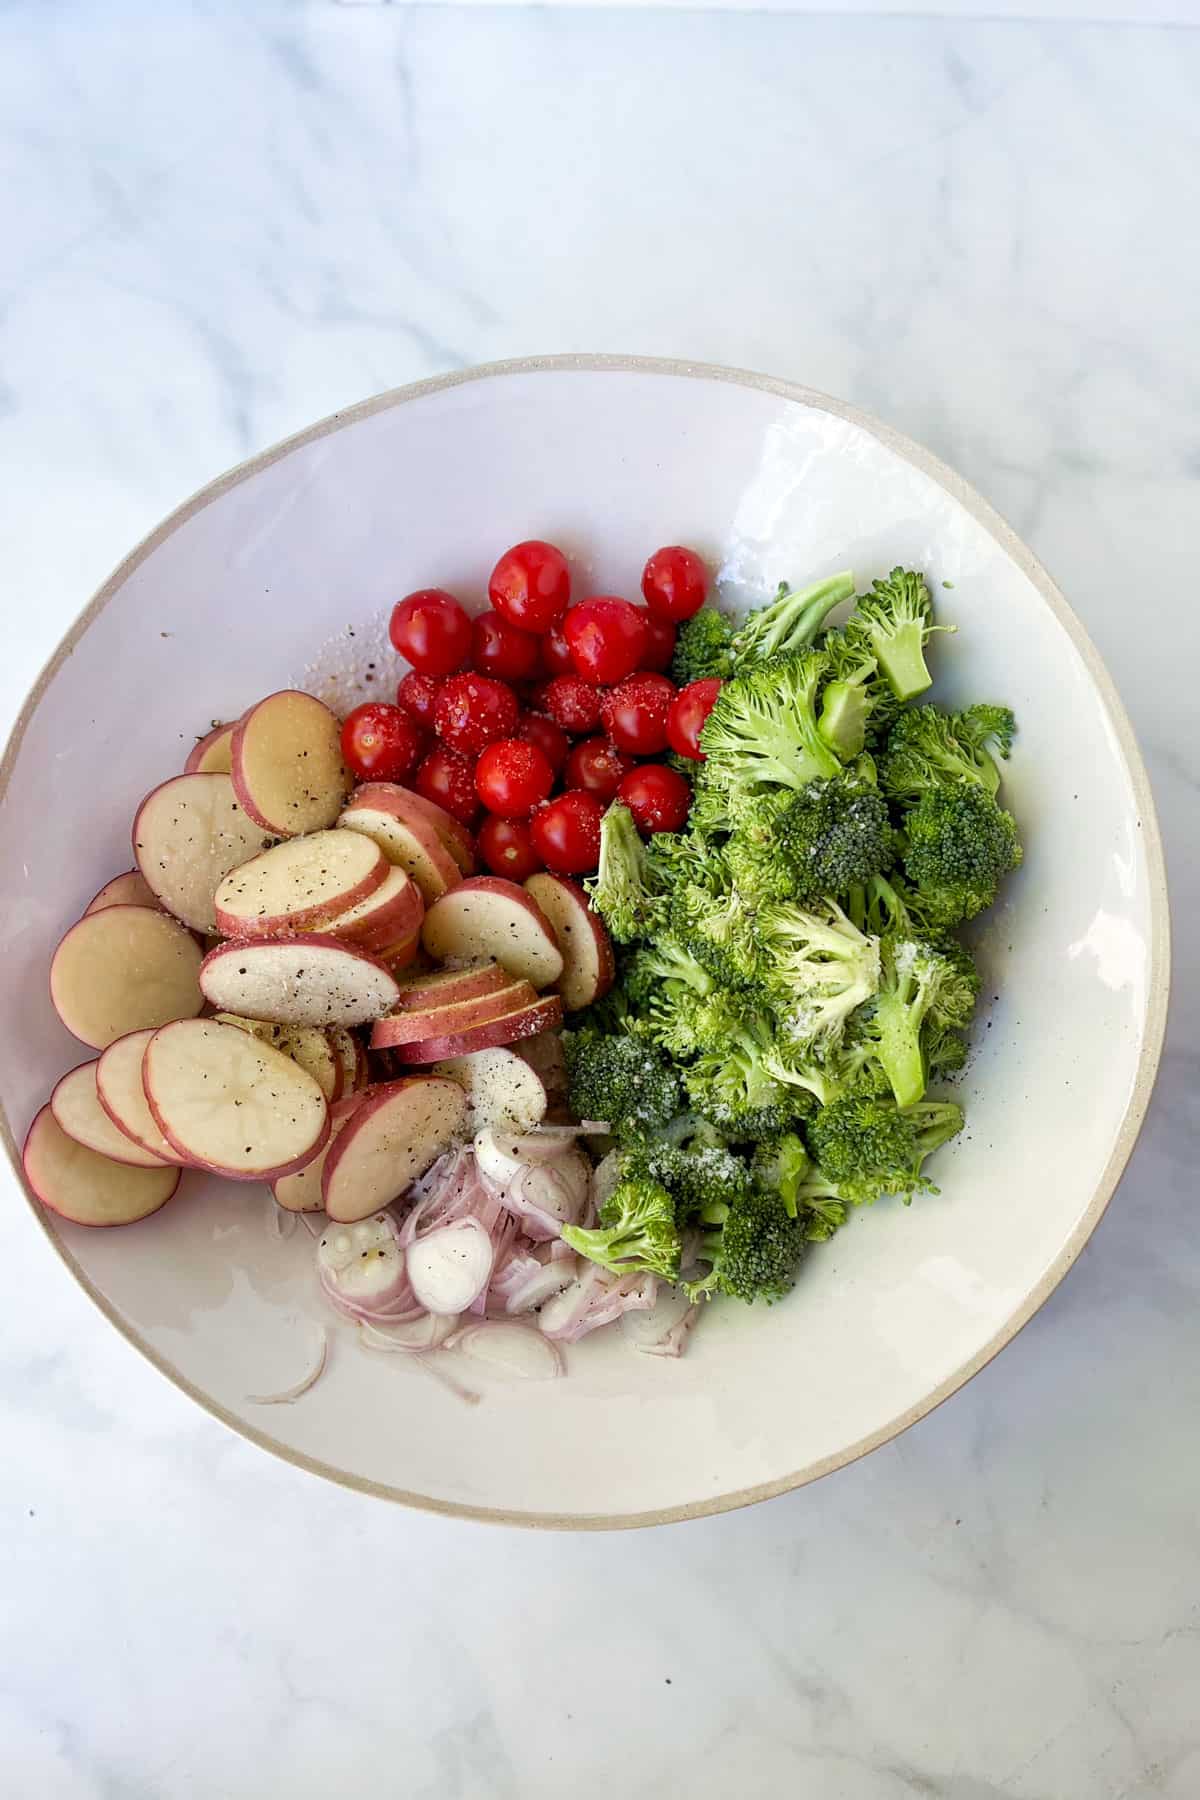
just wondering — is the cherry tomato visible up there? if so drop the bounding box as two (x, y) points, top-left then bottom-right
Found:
(641, 546), (708, 623)
(474, 739), (554, 819)
(470, 610), (541, 683)
(395, 670), (442, 730)
(516, 711), (570, 777)
(618, 764), (692, 835)
(488, 540), (571, 634)
(414, 744), (480, 827)
(434, 672), (520, 756)
(600, 672), (677, 755)
(339, 702), (424, 784)
(666, 677), (724, 761)
(530, 790), (604, 875)
(477, 814), (544, 881)
(564, 736), (635, 804)
(389, 589), (472, 675)
(638, 608), (677, 674)
(564, 596), (648, 685)
(539, 622), (576, 678)
(541, 675), (603, 736)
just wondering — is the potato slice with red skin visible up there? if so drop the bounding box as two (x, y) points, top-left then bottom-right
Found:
(523, 873), (615, 1012)
(327, 1027), (366, 1096)
(213, 829), (387, 938)
(23, 1104), (180, 1227)
(369, 977), (535, 1047)
(271, 1094), (366, 1212)
(50, 905), (204, 1050)
(184, 722), (235, 775)
(96, 1029), (190, 1165)
(232, 690), (350, 836)
(199, 935), (401, 1028)
(431, 1048), (548, 1134)
(320, 866), (424, 953)
(50, 1061), (171, 1168)
(322, 1077), (467, 1224)
(343, 781), (475, 876)
(143, 1018), (329, 1180)
(392, 962), (511, 1013)
(133, 772), (274, 934)
(337, 792), (462, 904)
(386, 995), (564, 1065)
(211, 1014), (343, 1102)
(84, 870), (162, 916)
(420, 878), (563, 990)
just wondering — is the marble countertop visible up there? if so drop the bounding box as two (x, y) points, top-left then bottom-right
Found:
(2, 5), (1197, 1795)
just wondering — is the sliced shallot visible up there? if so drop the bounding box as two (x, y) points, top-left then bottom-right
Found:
(407, 1218), (495, 1315)
(445, 1322), (564, 1381)
(317, 1212), (416, 1322)
(245, 1327), (328, 1405)
(358, 1314), (460, 1354)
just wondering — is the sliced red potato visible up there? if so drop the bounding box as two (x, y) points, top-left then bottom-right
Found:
(523, 873), (615, 1012)
(327, 1027), (367, 1095)
(387, 994), (564, 1065)
(337, 790), (462, 905)
(232, 690), (349, 837)
(84, 870), (162, 916)
(322, 1077), (467, 1223)
(133, 772), (274, 934)
(199, 935), (401, 1028)
(343, 781), (475, 875)
(514, 1031), (569, 1114)
(143, 1018), (329, 1180)
(95, 1029), (190, 1165)
(369, 977), (535, 1049)
(391, 962), (510, 1013)
(271, 1094), (365, 1211)
(23, 1104), (180, 1227)
(50, 1061), (171, 1169)
(50, 905), (204, 1049)
(211, 1014), (342, 1102)
(376, 932), (423, 970)
(321, 865), (424, 953)
(431, 1048), (548, 1134)
(184, 721), (235, 775)
(420, 878), (563, 991)
(213, 829), (387, 938)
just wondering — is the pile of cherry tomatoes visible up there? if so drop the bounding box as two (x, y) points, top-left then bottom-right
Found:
(339, 540), (723, 879)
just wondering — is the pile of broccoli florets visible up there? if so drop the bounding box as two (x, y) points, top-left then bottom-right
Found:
(566, 567), (1021, 1308)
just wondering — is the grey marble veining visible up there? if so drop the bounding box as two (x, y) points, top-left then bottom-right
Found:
(1, 4), (1197, 1796)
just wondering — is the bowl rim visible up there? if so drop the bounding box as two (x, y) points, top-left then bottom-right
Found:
(0, 353), (1172, 1530)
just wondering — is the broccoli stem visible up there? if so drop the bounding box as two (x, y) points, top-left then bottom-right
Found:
(736, 572), (854, 665)
(873, 994), (926, 1109)
(872, 624), (932, 703)
(817, 679), (870, 760)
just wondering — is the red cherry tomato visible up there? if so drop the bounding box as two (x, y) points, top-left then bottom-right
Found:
(474, 738), (554, 819)
(641, 546), (708, 623)
(539, 622), (576, 678)
(395, 670), (442, 730)
(339, 702), (424, 784)
(433, 672), (520, 756)
(470, 610), (541, 683)
(600, 672), (677, 755)
(564, 736), (635, 804)
(488, 540), (571, 634)
(618, 764), (692, 835)
(638, 608), (676, 674)
(477, 814), (543, 881)
(530, 790), (604, 875)
(516, 711), (570, 777)
(389, 589), (472, 675)
(541, 675), (603, 736)
(564, 596), (648, 685)
(667, 677), (724, 761)
(414, 744), (480, 827)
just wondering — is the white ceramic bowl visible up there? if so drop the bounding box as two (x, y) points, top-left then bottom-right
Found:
(0, 358), (1169, 1528)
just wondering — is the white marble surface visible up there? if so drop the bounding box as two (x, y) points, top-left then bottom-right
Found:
(1, 4), (1197, 1795)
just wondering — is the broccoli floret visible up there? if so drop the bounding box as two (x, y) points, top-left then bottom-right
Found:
(805, 1094), (964, 1203)
(732, 572), (855, 669)
(671, 606), (736, 685)
(854, 936), (970, 1109)
(622, 1134), (754, 1224)
(585, 803), (667, 945)
(698, 651), (843, 798)
(563, 1029), (682, 1144)
(684, 1186), (808, 1304)
(750, 1132), (811, 1219)
(881, 704), (1016, 802)
(562, 1173), (681, 1281)
(682, 995), (803, 1139)
(902, 785), (1022, 927)
(669, 881), (765, 989)
(724, 778), (894, 910)
(844, 568), (949, 702)
(755, 900), (881, 1045)
(819, 628), (904, 745)
(924, 1021), (970, 1079)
